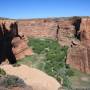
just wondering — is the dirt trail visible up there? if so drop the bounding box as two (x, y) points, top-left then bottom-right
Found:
(0, 64), (61, 90)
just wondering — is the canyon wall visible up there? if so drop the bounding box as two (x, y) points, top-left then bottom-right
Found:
(0, 17), (90, 73)
(17, 17), (90, 73)
(0, 19), (32, 60)
(67, 17), (90, 73)
(18, 19), (57, 40)
(18, 19), (75, 46)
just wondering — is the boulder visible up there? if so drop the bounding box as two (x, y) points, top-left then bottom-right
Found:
(0, 64), (61, 90)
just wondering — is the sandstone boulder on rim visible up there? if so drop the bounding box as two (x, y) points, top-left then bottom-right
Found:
(0, 64), (61, 90)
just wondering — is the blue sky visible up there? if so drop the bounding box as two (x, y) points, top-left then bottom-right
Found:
(0, 0), (90, 19)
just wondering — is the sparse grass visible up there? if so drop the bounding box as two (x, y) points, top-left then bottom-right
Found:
(0, 75), (25, 88)
(18, 54), (46, 70)
(69, 69), (90, 89)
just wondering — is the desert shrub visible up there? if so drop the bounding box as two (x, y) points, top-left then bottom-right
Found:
(0, 68), (6, 76)
(3, 75), (25, 88)
(27, 38), (74, 88)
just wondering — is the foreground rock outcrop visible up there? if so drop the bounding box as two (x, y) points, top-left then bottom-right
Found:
(0, 64), (61, 90)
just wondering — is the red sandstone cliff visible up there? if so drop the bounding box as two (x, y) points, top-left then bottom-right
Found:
(0, 19), (33, 60)
(0, 17), (90, 73)
(67, 17), (90, 73)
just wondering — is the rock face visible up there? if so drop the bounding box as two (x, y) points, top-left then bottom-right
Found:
(67, 17), (90, 73)
(1, 17), (90, 73)
(18, 19), (57, 39)
(67, 45), (89, 73)
(57, 20), (75, 46)
(12, 37), (33, 60)
(80, 18), (90, 43)
(18, 19), (75, 47)
(0, 20), (33, 60)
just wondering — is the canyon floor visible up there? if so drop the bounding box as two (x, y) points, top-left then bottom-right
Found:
(70, 69), (90, 89)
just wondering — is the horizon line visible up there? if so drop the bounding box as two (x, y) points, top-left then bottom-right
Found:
(0, 16), (90, 20)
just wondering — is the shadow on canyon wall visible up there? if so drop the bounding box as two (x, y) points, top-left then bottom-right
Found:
(72, 17), (81, 40)
(0, 22), (22, 64)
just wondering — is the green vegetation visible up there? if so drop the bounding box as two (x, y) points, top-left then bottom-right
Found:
(1, 75), (25, 88)
(0, 69), (25, 88)
(0, 68), (6, 76)
(18, 38), (74, 88)
(69, 69), (90, 89)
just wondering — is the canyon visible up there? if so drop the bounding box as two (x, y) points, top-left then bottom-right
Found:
(0, 16), (90, 73)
